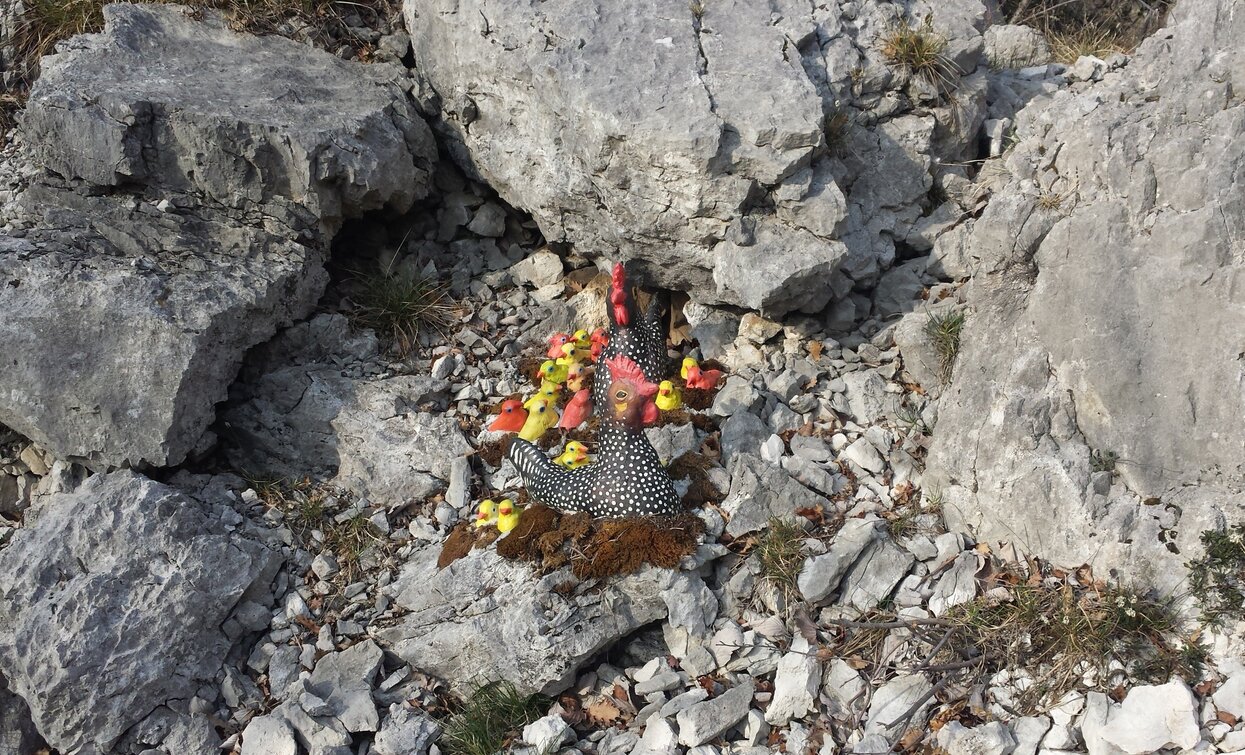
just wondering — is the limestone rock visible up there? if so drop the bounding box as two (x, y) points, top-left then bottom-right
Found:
(863, 673), (935, 739)
(307, 640), (384, 733)
(765, 637), (822, 726)
(984, 25), (1050, 70)
(926, 0), (1245, 585)
(240, 714), (299, 755)
(23, 3), (434, 231)
(378, 543), (689, 695)
(0, 185), (326, 469)
(0, 471), (281, 754)
(839, 537), (915, 610)
(1081, 683), (1200, 755)
(403, 0), (988, 314)
(936, 721), (1018, 755)
(373, 705), (441, 755)
(720, 453), (829, 538)
(798, 518), (881, 603)
(0, 673), (46, 755)
(676, 680), (755, 747)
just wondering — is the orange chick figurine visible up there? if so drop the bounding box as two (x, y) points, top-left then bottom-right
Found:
(489, 399), (527, 432)
(558, 388), (594, 430)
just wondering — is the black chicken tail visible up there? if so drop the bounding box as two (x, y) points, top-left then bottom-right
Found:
(505, 438), (586, 511)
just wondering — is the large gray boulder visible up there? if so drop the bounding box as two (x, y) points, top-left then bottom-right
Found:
(378, 543), (703, 695)
(926, 0), (1245, 586)
(23, 3), (435, 232)
(0, 470), (282, 754)
(0, 185), (326, 468)
(404, 0), (990, 315)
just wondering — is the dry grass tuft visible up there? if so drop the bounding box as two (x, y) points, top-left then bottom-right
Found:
(879, 16), (959, 91)
(346, 265), (455, 357)
(1003, 0), (1172, 65)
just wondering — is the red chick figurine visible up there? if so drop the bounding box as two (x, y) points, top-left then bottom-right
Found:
(489, 399), (527, 432)
(558, 389), (594, 430)
(547, 332), (574, 359)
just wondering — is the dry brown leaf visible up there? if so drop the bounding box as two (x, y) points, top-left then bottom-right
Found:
(1218, 710), (1239, 727)
(808, 340), (824, 360)
(585, 698), (622, 727)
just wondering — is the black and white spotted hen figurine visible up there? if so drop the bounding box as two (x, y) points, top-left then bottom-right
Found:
(506, 354), (680, 517)
(593, 262), (668, 413)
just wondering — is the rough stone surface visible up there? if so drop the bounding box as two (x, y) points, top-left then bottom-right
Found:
(927, 0), (1245, 583)
(0, 470), (281, 754)
(240, 714), (299, 755)
(378, 542), (690, 695)
(23, 4), (435, 230)
(765, 637), (822, 725)
(798, 518), (881, 603)
(676, 680), (755, 747)
(936, 721), (1018, 755)
(307, 640), (384, 733)
(863, 673), (935, 740)
(1082, 683), (1200, 755)
(372, 705), (441, 755)
(720, 453), (829, 537)
(983, 25), (1050, 70)
(0, 184), (326, 469)
(0, 672), (46, 755)
(404, 0), (989, 314)
(839, 537), (914, 610)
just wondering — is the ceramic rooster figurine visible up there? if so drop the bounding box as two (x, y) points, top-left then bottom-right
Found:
(507, 355), (679, 517)
(593, 262), (667, 413)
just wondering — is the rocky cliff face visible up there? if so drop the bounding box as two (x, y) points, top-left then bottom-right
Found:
(403, 0), (991, 316)
(925, 0), (1245, 588)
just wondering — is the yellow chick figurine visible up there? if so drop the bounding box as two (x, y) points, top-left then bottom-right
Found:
(555, 441), (591, 469)
(537, 359), (570, 385)
(655, 380), (682, 411)
(496, 499), (521, 533)
(680, 356), (698, 381)
(524, 381), (562, 409)
(559, 340), (592, 365)
(473, 499), (498, 528)
(518, 398), (558, 441)
(572, 329), (591, 351)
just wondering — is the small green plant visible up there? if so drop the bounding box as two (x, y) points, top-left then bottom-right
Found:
(924, 309), (965, 384)
(441, 681), (552, 755)
(895, 402), (933, 436)
(755, 518), (807, 603)
(879, 15), (958, 90)
(347, 265), (454, 357)
(1186, 524), (1245, 627)
(1090, 448), (1118, 474)
(948, 581), (1201, 709)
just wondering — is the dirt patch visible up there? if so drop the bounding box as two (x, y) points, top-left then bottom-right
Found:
(438, 522), (477, 568)
(477, 439), (506, 468)
(493, 504), (704, 580)
(680, 387), (717, 411)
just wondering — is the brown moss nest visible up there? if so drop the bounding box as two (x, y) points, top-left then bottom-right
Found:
(490, 504), (704, 580)
(680, 387), (717, 411)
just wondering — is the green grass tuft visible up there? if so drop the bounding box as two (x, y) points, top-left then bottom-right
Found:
(347, 266), (455, 357)
(924, 309), (965, 384)
(1186, 524), (1245, 628)
(441, 681), (552, 755)
(755, 518), (807, 603)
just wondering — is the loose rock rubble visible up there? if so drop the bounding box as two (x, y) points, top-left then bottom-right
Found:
(1, 1), (1243, 755)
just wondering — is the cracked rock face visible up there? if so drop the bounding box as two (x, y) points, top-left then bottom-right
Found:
(926, 0), (1245, 585)
(0, 185), (327, 469)
(404, 0), (988, 315)
(0, 470), (282, 754)
(22, 3), (436, 232)
(377, 543), (693, 696)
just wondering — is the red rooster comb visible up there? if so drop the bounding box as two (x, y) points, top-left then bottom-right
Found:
(605, 354), (657, 397)
(610, 262), (630, 325)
